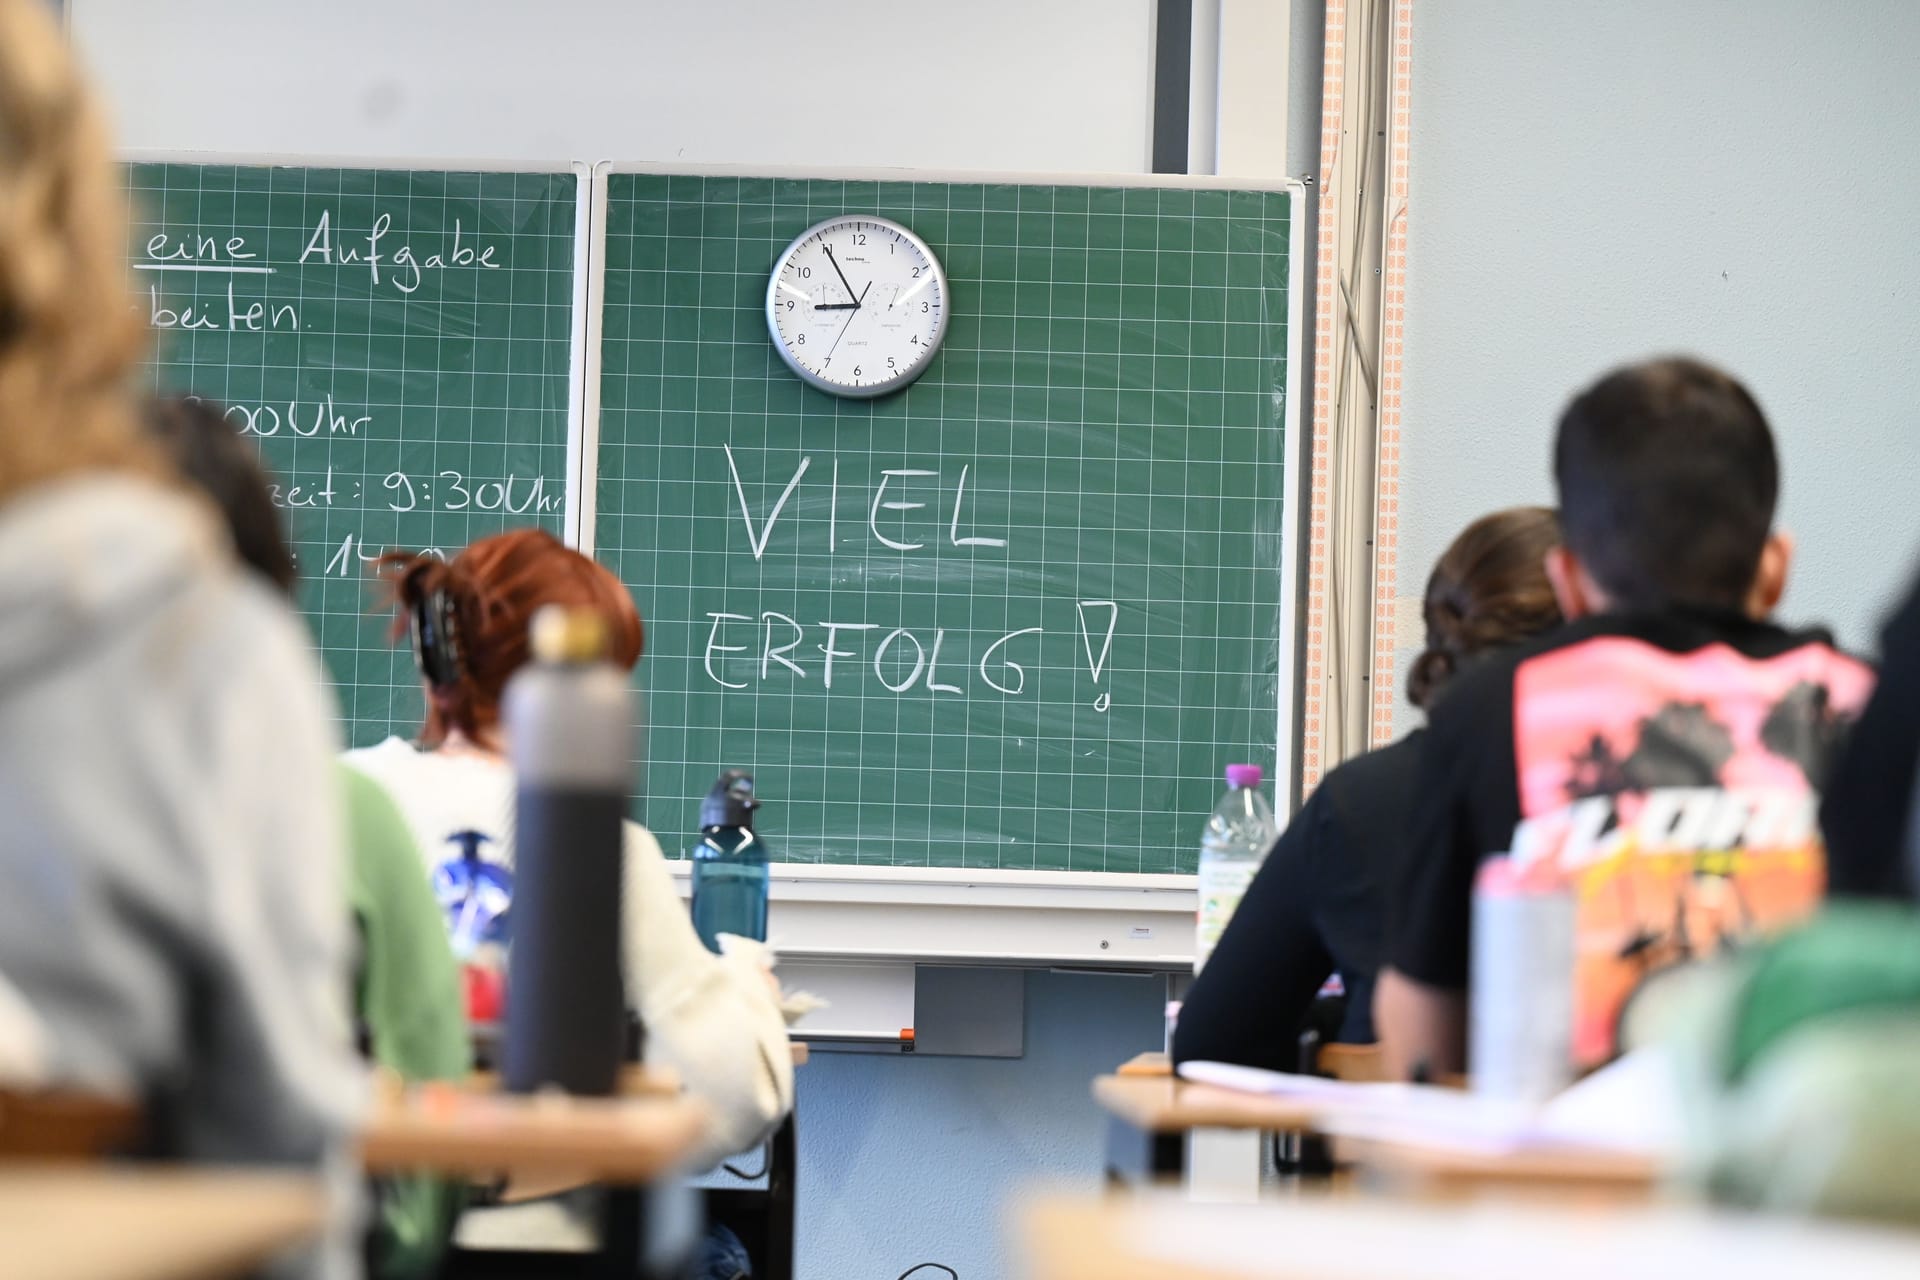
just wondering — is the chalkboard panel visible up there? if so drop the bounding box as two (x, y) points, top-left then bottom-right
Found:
(593, 173), (1295, 873)
(128, 163), (580, 747)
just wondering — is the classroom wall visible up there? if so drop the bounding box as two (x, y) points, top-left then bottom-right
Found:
(1393, 0), (1920, 731)
(69, 0), (1155, 172)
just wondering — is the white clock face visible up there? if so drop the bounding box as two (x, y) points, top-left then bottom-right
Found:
(766, 215), (948, 398)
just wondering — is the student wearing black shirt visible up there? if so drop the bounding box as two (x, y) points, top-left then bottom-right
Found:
(1378, 358), (1878, 1081)
(1821, 570), (1920, 900)
(1173, 507), (1562, 1069)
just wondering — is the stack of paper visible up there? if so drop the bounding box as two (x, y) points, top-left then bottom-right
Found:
(1177, 1047), (1681, 1158)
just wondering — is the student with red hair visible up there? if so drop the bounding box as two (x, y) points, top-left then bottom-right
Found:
(346, 530), (793, 1167)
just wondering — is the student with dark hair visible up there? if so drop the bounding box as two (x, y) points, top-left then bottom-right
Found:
(1818, 568), (1920, 900)
(1376, 357), (1879, 1081)
(1173, 507), (1561, 1068)
(144, 394), (469, 1280)
(144, 395), (297, 594)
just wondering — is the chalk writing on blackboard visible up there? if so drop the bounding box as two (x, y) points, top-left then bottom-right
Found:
(709, 446), (1119, 710)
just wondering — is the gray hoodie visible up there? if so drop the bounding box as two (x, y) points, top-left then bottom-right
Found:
(0, 476), (363, 1279)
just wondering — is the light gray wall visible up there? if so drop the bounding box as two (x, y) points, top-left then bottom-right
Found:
(1395, 0), (1920, 730)
(71, 0), (1154, 170)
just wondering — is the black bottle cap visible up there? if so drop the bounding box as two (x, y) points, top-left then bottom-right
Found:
(701, 769), (759, 829)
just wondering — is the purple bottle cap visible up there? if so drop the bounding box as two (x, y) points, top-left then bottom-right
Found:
(1224, 764), (1263, 789)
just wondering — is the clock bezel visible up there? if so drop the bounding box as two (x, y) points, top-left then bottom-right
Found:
(764, 214), (950, 400)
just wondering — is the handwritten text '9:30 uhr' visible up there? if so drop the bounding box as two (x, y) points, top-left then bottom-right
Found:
(262, 468), (557, 514)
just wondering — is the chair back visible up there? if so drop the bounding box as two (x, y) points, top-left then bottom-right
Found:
(0, 1089), (143, 1159)
(1317, 1043), (1389, 1083)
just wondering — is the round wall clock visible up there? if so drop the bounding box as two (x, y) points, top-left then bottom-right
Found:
(765, 215), (948, 398)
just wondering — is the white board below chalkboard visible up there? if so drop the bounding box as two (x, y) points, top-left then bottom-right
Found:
(664, 861), (1197, 969)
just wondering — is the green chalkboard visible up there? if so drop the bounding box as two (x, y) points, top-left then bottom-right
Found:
(595, 173), (1295, 874)
(127, 164), (579, 748)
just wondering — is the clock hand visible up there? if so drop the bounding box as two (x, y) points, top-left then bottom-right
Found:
(824, 282), (873, 361)
(814, 302), (861, 310)
(822, 244), (861, 307)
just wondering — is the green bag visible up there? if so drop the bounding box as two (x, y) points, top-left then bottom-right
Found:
(1668, 904), (1920, 1225)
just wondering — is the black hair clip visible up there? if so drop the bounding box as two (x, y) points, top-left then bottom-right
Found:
(411, 587), (464, 688)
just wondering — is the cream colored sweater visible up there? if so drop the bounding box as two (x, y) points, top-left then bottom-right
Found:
(343, 737), (793, 1165)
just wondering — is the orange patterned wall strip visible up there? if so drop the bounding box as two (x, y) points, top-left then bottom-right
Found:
(1301, 0), (1348, 795)
(1370, 0), (1413, 743)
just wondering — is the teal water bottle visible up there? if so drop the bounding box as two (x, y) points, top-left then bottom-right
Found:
(689, 770), (769, 954)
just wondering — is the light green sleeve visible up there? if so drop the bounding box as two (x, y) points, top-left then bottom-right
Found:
(339, 763), (471, 1083)
(338, 763), (471, 1280)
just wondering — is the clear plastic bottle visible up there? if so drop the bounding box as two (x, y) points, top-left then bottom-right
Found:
(1195, 763), (1278, 975)
(689, 770), (770, 954)
(1470, 855), (1575, 1103)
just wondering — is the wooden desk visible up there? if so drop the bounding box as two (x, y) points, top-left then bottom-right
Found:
(1095, 1075), (1325, 1134)
(0, 1164), (322, 1280)
(461, 1041), (808, 1215)
(1344, 1133), (1662, 1200)
(1022, 1192), (1920, 1280)
(1097, 1063), (1658, 1199)
(362, 1087), (707, 1182)
(370, 1087), (709, 1280)
(1096, 1073), (1326, 1192)
(464, 1063), (680, 1098)
(466, 1041), (807, 1084)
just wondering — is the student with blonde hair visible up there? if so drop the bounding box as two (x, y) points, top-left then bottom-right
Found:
(0, 5), (361, 1277)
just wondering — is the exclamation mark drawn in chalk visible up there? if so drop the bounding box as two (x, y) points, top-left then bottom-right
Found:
(1077, 600), (1119, 713)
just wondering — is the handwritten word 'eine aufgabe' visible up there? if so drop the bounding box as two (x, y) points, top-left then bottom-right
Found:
(139, 212), (504, 303)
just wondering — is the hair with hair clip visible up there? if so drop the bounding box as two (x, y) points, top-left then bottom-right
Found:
(409, 585), (464, 689)
(378, 529), (643, 748)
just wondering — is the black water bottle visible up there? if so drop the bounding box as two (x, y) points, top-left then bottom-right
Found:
(502, 605), (632, 1095)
